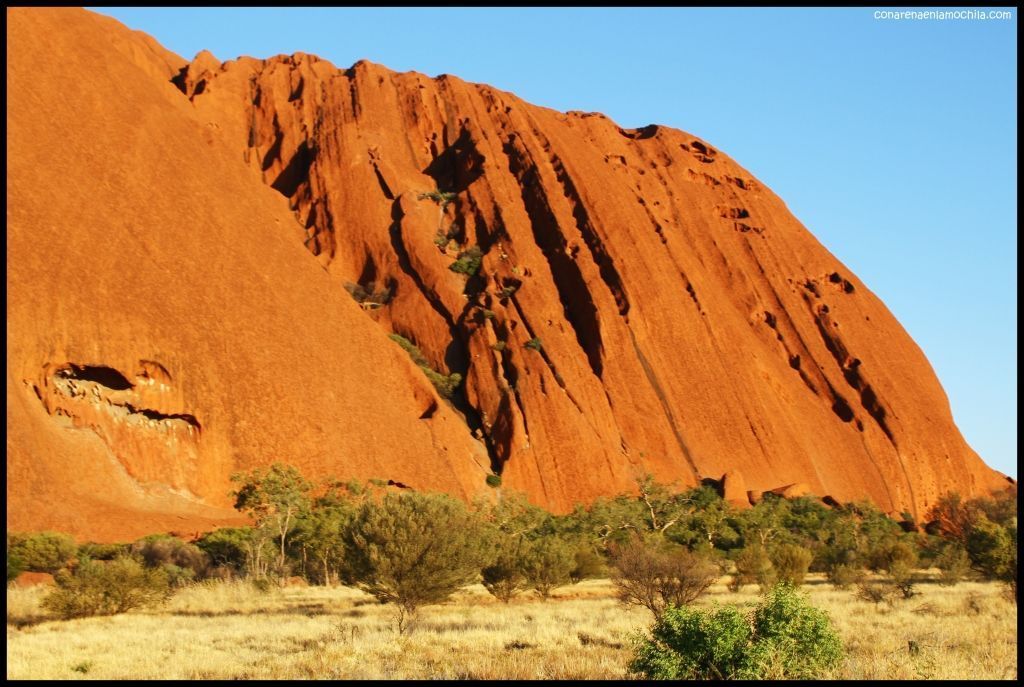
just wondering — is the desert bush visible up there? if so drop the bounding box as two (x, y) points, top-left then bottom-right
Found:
(520, 536), (576, 600)
(742, 584), (844, 678)
(42, 556), (172, 619)
(131, 534), (209, 583)
(7, 549), (25, 583)
(525, 337), (543, 351)
(730, 545), (775, 592)
(569, 547), (606, 584)
(8, 532), (77, 574)
(966, 516), (1016, 601)
(485, 474), (502, 488)
(340, 491), (488, 632)
(770, 544), (812, 586)
(481, 549), (527, 603)
(417, 189), (457, 209)
(609, 535), (719, 618)
(630, 584), (843, 679)
(934, 544), (971, 586)
(195, 527), (274, 579)
(422, 368), (463, 399)
(630, 603), (752, 679)
(343, 281), (393, 307)
(388, 334), (463, 399)
(77, 542), (129, 561)
(449, 246), (483, 276)
(874, 540), (919, 598)
(826, 563), (864, 589)
(855, 578), (897, 605)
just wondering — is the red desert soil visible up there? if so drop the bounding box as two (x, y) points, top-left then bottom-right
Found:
(6, 8), (1010, 541)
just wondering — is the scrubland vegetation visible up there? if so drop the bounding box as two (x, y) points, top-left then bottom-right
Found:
(6, 466), (1017, 680)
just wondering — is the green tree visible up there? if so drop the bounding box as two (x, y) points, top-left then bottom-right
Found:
(8, 532), (77, 574)
(231, 463), (312, 579)
(934, 543), (971, 586)
(289, 490), (355, 585)
(966, 516), (1017, 601)
(195, 526), (273, 579)
(569, 546), (606, 584)
(340, 491), (488, 633)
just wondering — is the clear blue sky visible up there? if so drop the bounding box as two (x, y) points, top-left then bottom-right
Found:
(92, 7), (1017, 478)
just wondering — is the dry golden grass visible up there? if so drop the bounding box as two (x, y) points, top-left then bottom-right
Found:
(6, 574), (1017, 680)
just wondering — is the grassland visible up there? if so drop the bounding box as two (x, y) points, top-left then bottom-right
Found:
(6, 574), (1017, 680)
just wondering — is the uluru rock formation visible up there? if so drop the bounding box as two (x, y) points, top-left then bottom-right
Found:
(7, 8), (1009, 540)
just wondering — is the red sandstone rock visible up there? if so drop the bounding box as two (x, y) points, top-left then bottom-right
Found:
(13, 572), (55, 588)
(768, 483), (812, 500)
(720, 470), (752, 510)
(5, 8), (1009, 540)
(7, 8), (489, 541)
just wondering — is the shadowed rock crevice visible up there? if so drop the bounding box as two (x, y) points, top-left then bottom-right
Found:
(500, 137), (605, 380)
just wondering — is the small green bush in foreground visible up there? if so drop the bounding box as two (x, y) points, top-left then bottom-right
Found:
(630, 584), (843, 680)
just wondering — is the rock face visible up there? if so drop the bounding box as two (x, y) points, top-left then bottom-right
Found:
(6, 8), (1009, 539)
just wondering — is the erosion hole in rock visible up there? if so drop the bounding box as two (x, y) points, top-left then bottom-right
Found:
(57, 364), (133, 391)
(831, 397), (855, 423)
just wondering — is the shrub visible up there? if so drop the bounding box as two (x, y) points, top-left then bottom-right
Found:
(935, 543), (971, 586)
(130, 534), (209, 583)
(630, 584), (843, 679)
(743, 584), (844, 678)
(521, 536), (576, 600)
(417, 189), (457, 209)
(609, 535), (719, 618)
(826, 563), (864, 589)
(423, 368), (463, 400)
(871, 540), (918, 598)
(482, 550), (527, 603)
(491, 341), (507, 352)
(770, 544), (812, 586)
(855, 578), (897, 605)
(630, 603), (752, 679)
(77, 542), (130, 561)
(525, 337), (543, 351)
(570, 547), (606, 584)
(7, 549), (25, 583)
(42, 556), (172, 619)
(196, 527), (277, 579)
(8, 532), (77, 574)
(965, 516), (1016, 601)
(388, 334), (463, 399)
(486, 474), (502, 488)
(730, 545), (775, 592)
(343, 281), (393, 307)
(449, 246), (484, 276)
(340, 491), (488, 633)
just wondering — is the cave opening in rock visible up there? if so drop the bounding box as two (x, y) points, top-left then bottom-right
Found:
(58, 364), (133, 391)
